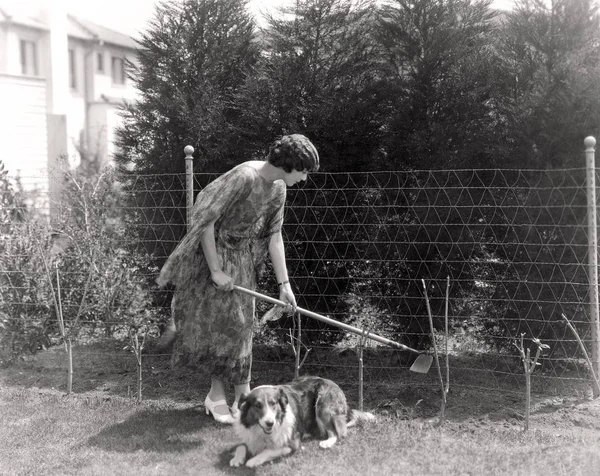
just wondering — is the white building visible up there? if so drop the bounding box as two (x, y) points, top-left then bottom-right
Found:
(0, 2), (139, 212)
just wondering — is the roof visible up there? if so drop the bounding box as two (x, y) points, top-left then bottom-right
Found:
(0, 5), (137, 50)
(67, 15), (138, 50)
(0, 5), (48, 31)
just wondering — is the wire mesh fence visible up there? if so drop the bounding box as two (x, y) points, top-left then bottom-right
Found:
(1, 160), (600, 402)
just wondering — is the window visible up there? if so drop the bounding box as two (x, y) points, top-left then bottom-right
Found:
(68, 49), (77, 89)
(97, 52), (104, 73)
(19, 40), (38, 76)
(111, 56), (125, 84)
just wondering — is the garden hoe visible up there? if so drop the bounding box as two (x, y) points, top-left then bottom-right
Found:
(234, 285), (434, 374)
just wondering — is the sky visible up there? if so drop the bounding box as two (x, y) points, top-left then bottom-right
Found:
(75, 0), (516, 37)
(1, 0), (516, 38)
(1, 0), (296, 37)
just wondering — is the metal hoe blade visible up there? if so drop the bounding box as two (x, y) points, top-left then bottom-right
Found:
(410, 354), (434, 373)
(234, 285), (433, 374)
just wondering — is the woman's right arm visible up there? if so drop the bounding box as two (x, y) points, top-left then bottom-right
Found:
(200, 221), (233, 291)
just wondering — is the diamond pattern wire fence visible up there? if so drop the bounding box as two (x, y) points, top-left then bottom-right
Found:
(252, 167), (599, 397)
(1, 162), (599, 402)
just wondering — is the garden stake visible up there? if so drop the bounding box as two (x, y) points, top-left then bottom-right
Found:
(38, 248), (71, 394)
(422, 279), (447, 425)
(358, 328), (370, 412)
(234, 285), (433, 373)
(55, 264), (72, 395)
(441, 276), (451, 423)
(129, 327), (148, 404)
(514, 334), (549, 431)
(58, 259), (94, 395)
(295, 311), (301, 377)
(39, 241), (95, 396)
(561, 313), (600, 395)
(288, 312), (311, 378)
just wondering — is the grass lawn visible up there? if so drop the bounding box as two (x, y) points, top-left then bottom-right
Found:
(1, 342), (600, 475)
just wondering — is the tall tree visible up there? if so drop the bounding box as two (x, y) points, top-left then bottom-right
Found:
(115, 0), (261, 175)
(499, 0), (600, 167)
(113, 0), (261, 263)
(235, 0), (389, 172)
(377, 0), (513, 169)
(225, 0), (393, 341)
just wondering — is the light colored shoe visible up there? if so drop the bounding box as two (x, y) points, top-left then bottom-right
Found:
(204, 395), (234, 424)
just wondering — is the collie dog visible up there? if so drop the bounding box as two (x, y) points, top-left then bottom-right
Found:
(229, 376), (375, 468)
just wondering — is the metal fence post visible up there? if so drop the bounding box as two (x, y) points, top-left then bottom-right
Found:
(585, 136), (600, 397)
(184, 145), (194, 231)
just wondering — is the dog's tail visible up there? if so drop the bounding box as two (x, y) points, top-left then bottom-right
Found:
(347, 409), (376, 428)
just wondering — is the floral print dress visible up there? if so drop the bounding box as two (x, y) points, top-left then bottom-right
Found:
(156, 162), (286, 384)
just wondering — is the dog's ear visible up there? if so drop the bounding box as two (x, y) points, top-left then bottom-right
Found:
(278, 388), (288, 409)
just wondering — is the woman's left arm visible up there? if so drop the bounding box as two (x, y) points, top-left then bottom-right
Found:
(269, 231), (297, 312)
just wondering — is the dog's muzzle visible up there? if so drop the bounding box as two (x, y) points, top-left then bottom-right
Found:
(261, 421), (275, 434)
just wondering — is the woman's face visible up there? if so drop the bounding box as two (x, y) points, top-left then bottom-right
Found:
(284, 169), (309, 186)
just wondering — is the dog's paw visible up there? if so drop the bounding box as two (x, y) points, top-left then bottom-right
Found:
(319, 438), (337, 449)
(245, 456), (262, 468)
(230, 445), (247, 467)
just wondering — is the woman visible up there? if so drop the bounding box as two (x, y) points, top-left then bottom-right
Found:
(156, 134), (320, 423)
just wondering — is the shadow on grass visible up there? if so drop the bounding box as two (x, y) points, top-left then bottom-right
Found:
(214, 447), (258, 475)
(86, 405), (271, 474)
(87, 407), (213, 453)
(213, 444), (304, 475)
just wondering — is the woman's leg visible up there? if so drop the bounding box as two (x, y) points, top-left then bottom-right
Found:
(231, 354), (252, 410)
(207, 376), (230, 416)
(233, 382), (251, 407)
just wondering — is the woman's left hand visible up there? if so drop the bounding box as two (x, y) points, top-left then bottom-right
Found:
(279, 282), (297, 314)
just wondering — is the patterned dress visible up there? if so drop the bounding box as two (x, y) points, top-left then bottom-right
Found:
(156, 162), (286, 384)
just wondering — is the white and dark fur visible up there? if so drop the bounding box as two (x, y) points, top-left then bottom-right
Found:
(230, 376), (375, 468)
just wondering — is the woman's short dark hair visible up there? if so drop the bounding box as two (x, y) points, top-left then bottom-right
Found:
(267, 134), (320, 173)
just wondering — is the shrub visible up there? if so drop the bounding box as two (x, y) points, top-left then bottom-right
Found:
(0, 162), (162, 362)
(0, 161), (51, 361)
(48, 167), (162, 340)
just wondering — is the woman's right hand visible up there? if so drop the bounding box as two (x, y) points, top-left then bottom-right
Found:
(211, 269), (234, 291)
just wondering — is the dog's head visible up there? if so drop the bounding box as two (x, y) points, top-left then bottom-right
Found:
(237, 385), (288, 435)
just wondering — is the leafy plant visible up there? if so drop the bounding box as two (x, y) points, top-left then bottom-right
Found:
(0, 162), (50, 361)
(1, 161), (161, 363)
(51, 167), (160, 340)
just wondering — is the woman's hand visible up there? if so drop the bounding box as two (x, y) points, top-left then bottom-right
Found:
(278, 282), (297, 313)
(211, 270), (233, 291)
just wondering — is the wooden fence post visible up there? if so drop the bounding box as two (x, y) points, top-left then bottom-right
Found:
(585, 136), (600, 397)
(184, 145), (194, 231)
